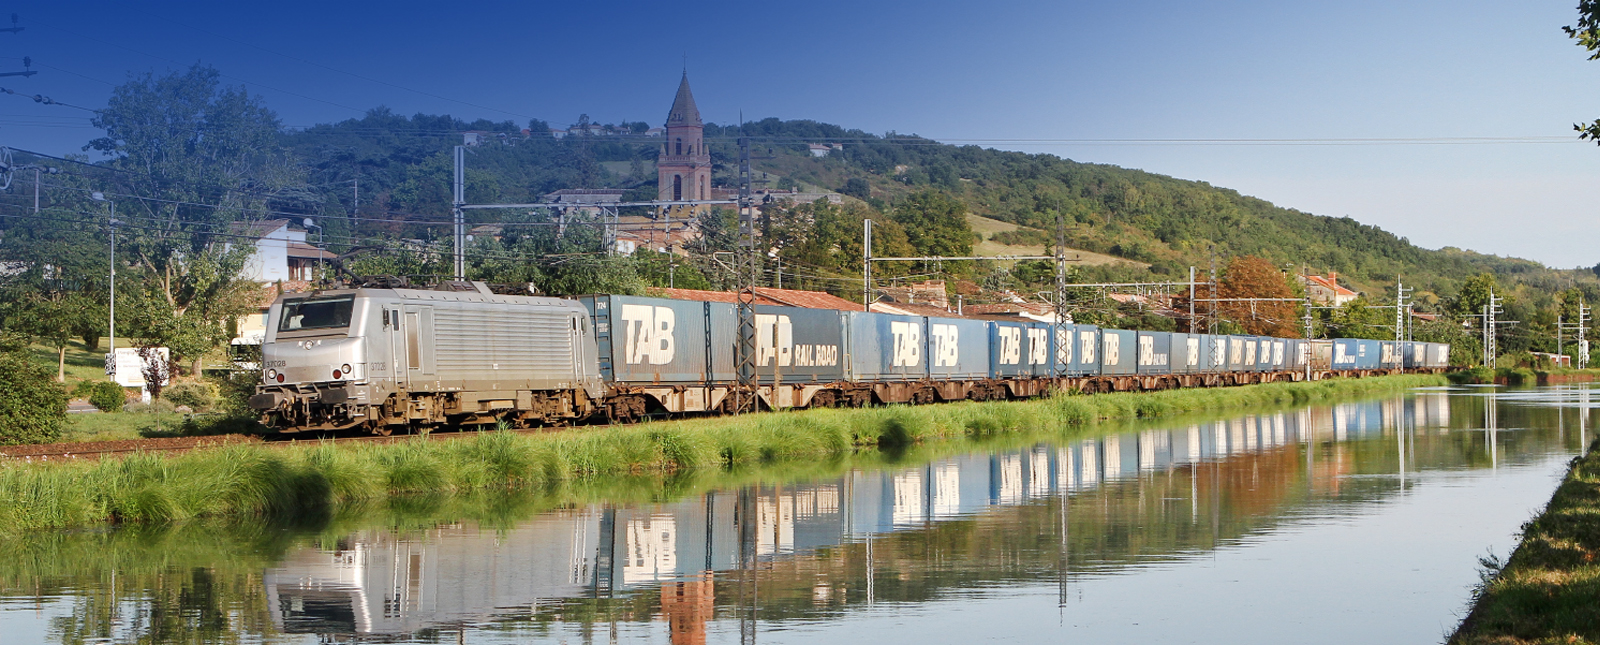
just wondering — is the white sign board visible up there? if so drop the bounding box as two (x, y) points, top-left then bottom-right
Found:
(111, 347), (171, 388)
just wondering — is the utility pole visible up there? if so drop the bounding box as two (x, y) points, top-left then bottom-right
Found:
(1054, 208), (1069, 379)
(1207, 246), (1218, 334)
(734, 133), (758, 414)
(1188, 266), (1196, 333)
(1580, 299), (1592, 370)
(1482, 289), (1503, 368)
(452, 145), (465, 280)
(862, 218), (873, 307)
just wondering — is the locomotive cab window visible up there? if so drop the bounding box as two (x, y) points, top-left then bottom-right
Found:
(279, 296), (355, 332)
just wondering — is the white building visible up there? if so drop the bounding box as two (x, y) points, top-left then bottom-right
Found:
(230, 219), (334, 283)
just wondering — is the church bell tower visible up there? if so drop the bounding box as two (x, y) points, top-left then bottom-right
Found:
(657, 73), (712, 213)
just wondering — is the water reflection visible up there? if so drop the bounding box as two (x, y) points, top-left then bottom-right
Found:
(3, 387), (1593, 644)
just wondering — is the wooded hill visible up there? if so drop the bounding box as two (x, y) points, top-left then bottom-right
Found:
(283, 112), (1600, 317)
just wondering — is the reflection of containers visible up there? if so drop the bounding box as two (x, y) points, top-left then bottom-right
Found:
(1137, 331), (1173, 375)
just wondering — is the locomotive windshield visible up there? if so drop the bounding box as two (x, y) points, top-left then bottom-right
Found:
(278, 296), (355, 332)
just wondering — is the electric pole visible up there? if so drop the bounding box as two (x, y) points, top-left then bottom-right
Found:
(1054, 208), (1069, 379)
(734, 133), (758, 414)
(1580, 299), (1592, 370)
(452, 145), (465, 280)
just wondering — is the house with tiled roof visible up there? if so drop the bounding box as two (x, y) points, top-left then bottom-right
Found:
(1299, 272), (1359, 306)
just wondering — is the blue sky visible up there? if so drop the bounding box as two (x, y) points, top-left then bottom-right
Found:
(5, 0), (1599, 268)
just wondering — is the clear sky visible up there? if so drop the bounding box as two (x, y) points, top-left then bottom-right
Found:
(4, 0), (1598, 268)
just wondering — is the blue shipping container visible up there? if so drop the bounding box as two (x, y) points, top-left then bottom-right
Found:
(927, 317), (990, 380)
(752, 305), (848, 385)
(1137, 331), (1173, 375)
(1101, 329), (1137, 375)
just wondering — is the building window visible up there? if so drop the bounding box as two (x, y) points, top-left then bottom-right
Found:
(676, 138), (682, 156)
(699, 176), (706, 200)
(673, 175), (682, 201)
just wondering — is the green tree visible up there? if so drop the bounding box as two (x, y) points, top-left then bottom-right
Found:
(1450, 273), (1499, 319)
(1328, 296), (1391, 340)
(87, 65), (303, 376)
(889, 190), (975, 260)
(1566, 2), (1600, 142)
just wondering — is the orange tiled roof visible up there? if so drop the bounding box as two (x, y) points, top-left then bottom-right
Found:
(650, 287), (864, 311)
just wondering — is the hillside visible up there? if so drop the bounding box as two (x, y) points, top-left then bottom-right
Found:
(277, 112), (1599, 357)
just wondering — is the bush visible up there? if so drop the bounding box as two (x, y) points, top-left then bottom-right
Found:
(0, 351), (68, 445)
(88, 382), (127, 413)
(164, 381), (218, 411)
(124, 399), (179, 415)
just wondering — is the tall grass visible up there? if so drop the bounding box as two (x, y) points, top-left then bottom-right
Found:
(0, 374), (1446, 535)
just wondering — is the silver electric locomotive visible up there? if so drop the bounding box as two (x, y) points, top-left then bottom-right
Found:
(250, 283), (603, 434)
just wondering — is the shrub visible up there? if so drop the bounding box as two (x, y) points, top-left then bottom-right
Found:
(89, 382), (127, 413)
(0, 351), (68, 445)
(70, 380), (98, 400)
(124, 399), (179, 415)
(164, 381), (218, 411)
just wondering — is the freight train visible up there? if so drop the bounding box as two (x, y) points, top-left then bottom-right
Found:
(248, 283), (1451, 434)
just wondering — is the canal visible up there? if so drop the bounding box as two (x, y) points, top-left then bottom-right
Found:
(0, 385), (1592, 644)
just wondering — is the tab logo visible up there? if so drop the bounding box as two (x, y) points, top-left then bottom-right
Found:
(1187, 338), (1201, 367)
(998, 327), (1022, 365)
(931, 324), (960, 367)
(1028, 328), (1050, 365)
(1102, 334), (1120, 365)
(890, 321), (922, 367)
(619, 304), (676, 365)
(1079, 330), (1096, 364)
(1211, 338), (1226, 367)
(1137, 335), (1168, 366)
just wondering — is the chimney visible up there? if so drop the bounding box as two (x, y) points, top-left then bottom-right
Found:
(1327, 271), (1338, 284)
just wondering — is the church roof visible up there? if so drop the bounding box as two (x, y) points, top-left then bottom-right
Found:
(666, 73), (702, 127)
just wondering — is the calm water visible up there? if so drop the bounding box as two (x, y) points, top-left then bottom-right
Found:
(2, 386), (1594, 644)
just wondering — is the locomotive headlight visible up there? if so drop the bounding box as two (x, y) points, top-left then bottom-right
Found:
(265, 368), (277, 381)
(341, 363), (352, 374)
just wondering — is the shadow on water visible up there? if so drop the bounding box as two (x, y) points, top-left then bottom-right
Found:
(2, 385), (1595, 644)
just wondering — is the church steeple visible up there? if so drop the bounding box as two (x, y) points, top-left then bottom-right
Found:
(666, 72), (701, 127)
(658, 72), (711, 211)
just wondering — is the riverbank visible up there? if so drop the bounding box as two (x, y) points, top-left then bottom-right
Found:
(1450, 435), (1600, 644)
(1447, 367), (1600, 386)
(0, 374), (1446, 535)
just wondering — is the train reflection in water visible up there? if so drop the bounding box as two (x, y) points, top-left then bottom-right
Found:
(265, 393), (1469, 640)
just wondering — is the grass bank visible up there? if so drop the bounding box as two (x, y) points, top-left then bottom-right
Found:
(1450, 436), (1600, 644)
(0, 374), (1446, 535)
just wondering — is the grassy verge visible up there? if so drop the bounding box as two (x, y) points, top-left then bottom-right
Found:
(1450, 437), (1600, 644)
(0, 374), (1446, 536)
